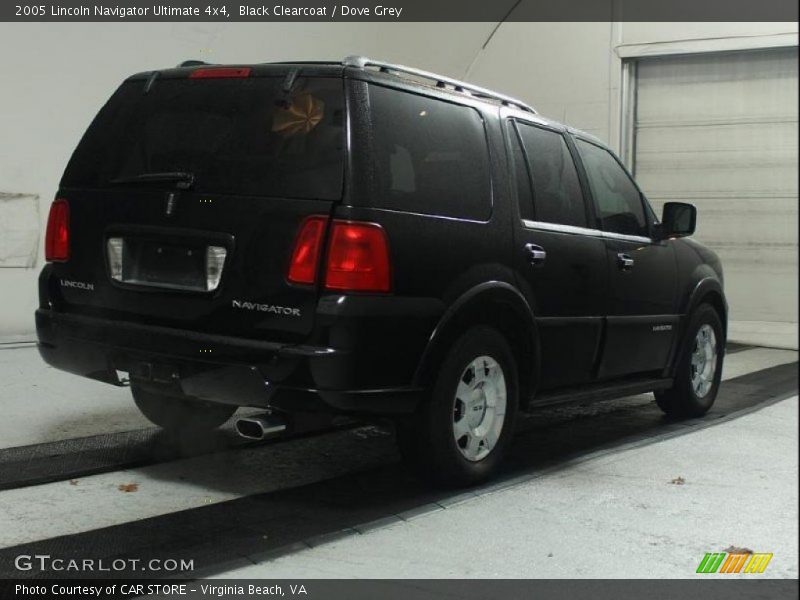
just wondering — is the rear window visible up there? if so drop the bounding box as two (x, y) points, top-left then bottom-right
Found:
(367, 84), (491, 220)
(61, 76), (345, 200)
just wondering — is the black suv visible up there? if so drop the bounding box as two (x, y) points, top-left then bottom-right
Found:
(36, 57), (727, 485)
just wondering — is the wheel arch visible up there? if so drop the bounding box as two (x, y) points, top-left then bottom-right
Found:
(413, 281), (539, 409)
(665, 276), (728, 378)
(685, 277), (728, 339)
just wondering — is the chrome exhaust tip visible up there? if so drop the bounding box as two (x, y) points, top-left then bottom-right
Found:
(235, 415), (287, 440)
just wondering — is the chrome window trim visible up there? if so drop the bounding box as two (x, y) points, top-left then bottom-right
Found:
(603, 231), (653, 244)
(522, 219), (603, 237)
(521, 219), (652, 244)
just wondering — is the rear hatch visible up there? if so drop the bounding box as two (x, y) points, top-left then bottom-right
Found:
(50, 65), (345, 342)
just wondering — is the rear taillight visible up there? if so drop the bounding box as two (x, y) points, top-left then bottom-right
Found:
(189, 67), (251, 79)
(287, 217), (392, 293)
(287, 216), (327, 285)
(45, 199), (70, 262)
(325, 221), (391, 293)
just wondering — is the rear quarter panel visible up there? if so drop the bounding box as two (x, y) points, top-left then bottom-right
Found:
(323, 76), (517, 388)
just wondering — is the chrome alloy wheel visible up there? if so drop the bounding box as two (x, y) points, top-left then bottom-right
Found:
(690, 324), (718, 398)
(452, 355), (507, 462)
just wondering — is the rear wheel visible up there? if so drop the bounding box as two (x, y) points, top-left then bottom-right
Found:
(655, 304), (724, 418)
(132, 384), (237, 433)
(397, 326), (518, 487)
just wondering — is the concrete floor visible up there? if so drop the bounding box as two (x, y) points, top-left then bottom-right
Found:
(219, 396), (797, 579)
(0, 342), (149, 449)
(0, 343), (796, 579)
(729, 321), (799, 351)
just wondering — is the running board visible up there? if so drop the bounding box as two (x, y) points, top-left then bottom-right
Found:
(527, 376), (673, 410)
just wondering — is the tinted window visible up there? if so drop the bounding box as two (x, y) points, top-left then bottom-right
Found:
(62, 77), (345, 200)
(517, 123), (587, 228)
(576, 139), (647, 236)
(510, 126), (534, 221)
(369, 84), (491, 220)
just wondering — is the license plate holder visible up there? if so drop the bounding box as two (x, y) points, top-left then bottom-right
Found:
(120, 238), (207, 292)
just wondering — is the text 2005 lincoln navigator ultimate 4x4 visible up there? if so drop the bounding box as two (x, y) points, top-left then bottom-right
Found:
(37, 57), (727, 485)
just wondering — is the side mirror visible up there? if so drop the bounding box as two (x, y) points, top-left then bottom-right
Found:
(661, 202), (696, 238)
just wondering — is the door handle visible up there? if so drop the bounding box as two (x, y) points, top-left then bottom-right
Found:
(617, 253), (634, 271)
(525, 243), (547, 266)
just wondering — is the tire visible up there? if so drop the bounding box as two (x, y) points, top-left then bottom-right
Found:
(397, 326), (519, 487)
(655, 304), (724, 418)
(131, 383), (237, 432)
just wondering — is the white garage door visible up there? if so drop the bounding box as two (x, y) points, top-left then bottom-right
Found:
(633, 47), (799, 349)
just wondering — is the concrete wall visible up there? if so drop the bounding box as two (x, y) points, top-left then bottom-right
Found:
(0, 21), (797, 340)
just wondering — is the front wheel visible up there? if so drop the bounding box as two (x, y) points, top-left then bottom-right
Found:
(132, 384), (237, 433)
(397, 326), (518, 487)
(655, 304), (724, 418)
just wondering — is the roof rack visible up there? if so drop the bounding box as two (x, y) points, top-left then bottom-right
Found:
(343, 55), (536, 114)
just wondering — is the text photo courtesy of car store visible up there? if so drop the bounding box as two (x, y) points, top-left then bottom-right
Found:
(0, 18), (798, 580)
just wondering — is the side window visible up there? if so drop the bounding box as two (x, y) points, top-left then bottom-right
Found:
(368, 84), (491, 220)
(509, 124), (534, 221)
(517, 123), (587, 228)
(575, 139), (648, 237)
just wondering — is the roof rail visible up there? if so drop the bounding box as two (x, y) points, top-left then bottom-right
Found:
(343, 55), (536, 114)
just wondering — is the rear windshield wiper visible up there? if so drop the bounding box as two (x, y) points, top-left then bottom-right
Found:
(111, 171), (195, 189)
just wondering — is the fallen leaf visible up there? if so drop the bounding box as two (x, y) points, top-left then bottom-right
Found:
(118, 483), (139, 493)
(725, 546), (753, 555)
(670, 476), (685, 485)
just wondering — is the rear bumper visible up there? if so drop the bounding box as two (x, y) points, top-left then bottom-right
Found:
(35, 308), (424, 415)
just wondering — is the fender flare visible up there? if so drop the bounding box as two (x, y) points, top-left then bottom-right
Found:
(665, 276), (728, 377)
(413, 281), (540, 403)
(685, 277), (727, 333)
